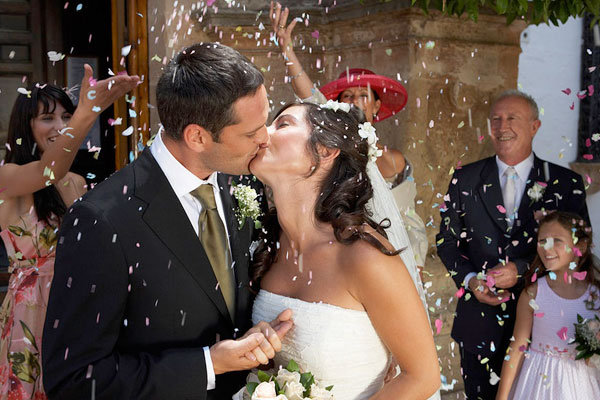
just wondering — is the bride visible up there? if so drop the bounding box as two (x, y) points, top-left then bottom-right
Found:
(248, 102), (440, 399)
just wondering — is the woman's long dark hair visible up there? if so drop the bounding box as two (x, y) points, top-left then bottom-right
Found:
(252, 102), (400, 286)
(524, 211), (599, 308)
(4, 84), (75, 225)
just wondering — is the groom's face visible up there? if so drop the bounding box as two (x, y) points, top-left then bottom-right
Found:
(201, 85), (270, 175)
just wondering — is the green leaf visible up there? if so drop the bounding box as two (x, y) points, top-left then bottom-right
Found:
(286, 359), (300, 373)
(7, 225), (32, 237)
(326, 385), (334, 391)
(578, 314), (584, 323)
(517, 0), (528, 13)
(257, 370), (271, 383)
(300, 372), (315, 390)
(8, 351), (35, 383)
(246, 382), (259, 396)
(496, 0), (508, 14)
(506, 11), (518, 25)
(20, 320), (38, 351)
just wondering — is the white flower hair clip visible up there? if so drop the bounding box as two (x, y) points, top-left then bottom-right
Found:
(320, 99), (351, 113)
(358, 122), (382, 162)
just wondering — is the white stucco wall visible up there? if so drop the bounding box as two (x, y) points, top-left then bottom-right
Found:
(518, 17), (600, 256)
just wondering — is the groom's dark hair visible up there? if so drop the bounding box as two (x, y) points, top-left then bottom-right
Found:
(156, 42), (264, 141)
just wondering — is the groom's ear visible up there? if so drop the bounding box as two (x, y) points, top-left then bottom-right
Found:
(182, 123), (214, 152)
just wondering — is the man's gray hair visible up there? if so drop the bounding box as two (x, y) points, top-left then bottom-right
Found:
(492, 89), (540, 120)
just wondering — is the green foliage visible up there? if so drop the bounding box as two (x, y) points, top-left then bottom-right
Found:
(246, 381), (259, 396)
(286, 359), (300, 372)
(411, 0), (600, 26)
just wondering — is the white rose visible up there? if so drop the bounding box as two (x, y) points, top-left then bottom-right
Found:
(251, 382), (277, 400)
(275, 369), (301, 388)
(283, 381), (305, 400)
(308, 383), (334, 400)
(587, 319), (600, 332)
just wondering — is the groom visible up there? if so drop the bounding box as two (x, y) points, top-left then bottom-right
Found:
(42, 43), (291, 399)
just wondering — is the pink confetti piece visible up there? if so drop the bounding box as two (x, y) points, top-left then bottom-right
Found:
(573, 247), (583, 257)
(455, 287), (465, 298)
(569, 102), (575, 110)
(573, 271), (587, 280)
(589, 85), (595, 96)
(435, 319), (442, 335)
(557, 326), (568, 341)
(531, 272), (537, 283)
(586, 138), (592, 147)
(207, 0), (215, 5)
(583, 154), (594, 160)
(577, 91), (587, 99)
(496, 205), (506, 214)
(534, 312), (545, 318)
(486, 276), (496, 288)
(88, 77), (97, 86)
(311, 30), (319, 39)
(561, 88), (571, 95)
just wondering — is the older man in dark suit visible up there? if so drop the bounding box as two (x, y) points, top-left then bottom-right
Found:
(437, 90), (589, 399)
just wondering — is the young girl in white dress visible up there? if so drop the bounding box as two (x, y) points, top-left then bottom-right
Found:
(496, 211), (600, 400)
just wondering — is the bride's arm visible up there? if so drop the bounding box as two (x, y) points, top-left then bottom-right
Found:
(347, 244), (440, 400)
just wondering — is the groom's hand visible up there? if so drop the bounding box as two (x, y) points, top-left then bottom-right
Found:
(241, 309), (294, 365)
(210, 333), (270, 375)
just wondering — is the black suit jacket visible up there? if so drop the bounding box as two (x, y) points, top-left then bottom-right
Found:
(42, 149), (263, 399)
(436, 155), (589, 356)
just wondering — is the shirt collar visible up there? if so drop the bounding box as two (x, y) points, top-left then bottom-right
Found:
(495, 152), (534, 180)
(150, 132), (218, 198)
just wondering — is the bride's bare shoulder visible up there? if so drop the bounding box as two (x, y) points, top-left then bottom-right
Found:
(340, 225), (403, 274)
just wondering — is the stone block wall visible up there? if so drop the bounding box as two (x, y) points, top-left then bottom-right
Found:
(146, 0), (527, 394)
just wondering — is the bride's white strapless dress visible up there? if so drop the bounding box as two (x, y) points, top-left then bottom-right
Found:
(252, 289), (392, 400)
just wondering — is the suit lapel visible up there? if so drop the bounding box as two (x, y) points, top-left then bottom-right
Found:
(217, 174), (252, 327)
(477, 157), (509, 233)
(133, 149), (231, 321)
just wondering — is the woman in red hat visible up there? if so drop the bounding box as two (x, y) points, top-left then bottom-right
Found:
(269, 1), (428, 269)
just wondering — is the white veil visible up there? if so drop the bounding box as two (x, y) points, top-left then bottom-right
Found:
(365, 162), (428, 310)
(366, 162), (442, 400)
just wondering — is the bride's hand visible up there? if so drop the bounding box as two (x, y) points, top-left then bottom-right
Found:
(269, 1), (297, 54)
(242, 308), (293, 364)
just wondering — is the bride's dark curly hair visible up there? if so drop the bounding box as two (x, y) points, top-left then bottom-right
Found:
(251, 102), (401, 286)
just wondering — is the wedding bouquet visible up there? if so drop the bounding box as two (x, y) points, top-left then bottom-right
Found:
(572, 314), (600, 368)
(232, 360), (334, 400)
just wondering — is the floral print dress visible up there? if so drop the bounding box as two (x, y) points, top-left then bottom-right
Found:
(0, 212), (58, 400)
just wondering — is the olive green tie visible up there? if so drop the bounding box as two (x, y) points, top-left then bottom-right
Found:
(191, 184), (235, 320)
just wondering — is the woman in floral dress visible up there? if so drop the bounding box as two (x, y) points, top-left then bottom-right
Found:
(0, 66), (139, 399)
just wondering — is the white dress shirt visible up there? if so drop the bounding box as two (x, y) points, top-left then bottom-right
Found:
(150, 132), (233, 390)
(463, 152), (534, 290)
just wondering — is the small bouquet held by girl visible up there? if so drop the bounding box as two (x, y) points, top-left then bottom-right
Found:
(572, 313), (600, 368)
(233, 360), (334, 400)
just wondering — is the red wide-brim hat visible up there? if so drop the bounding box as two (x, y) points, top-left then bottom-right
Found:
(320, 68), (408, 122)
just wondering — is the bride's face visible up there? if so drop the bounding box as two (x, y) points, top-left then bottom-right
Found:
(250, 105), (314, 185)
